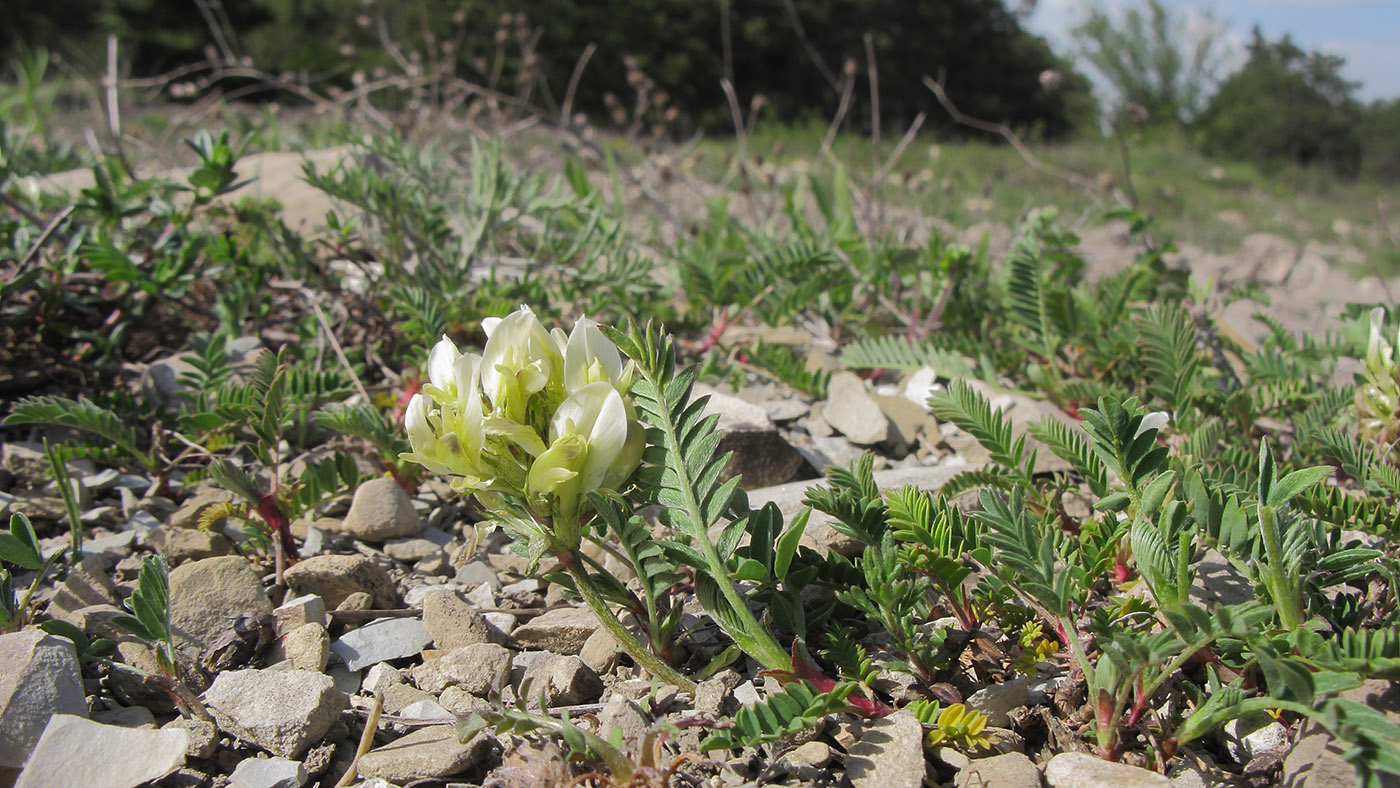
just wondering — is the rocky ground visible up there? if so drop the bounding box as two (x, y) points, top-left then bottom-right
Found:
(1, 146), (1395, 788)
(3, 360), (1397, 788)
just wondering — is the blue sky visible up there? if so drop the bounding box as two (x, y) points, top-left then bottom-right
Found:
(1027, 0), (1400, 102)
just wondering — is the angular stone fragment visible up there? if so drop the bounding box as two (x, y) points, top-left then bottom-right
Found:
(15, 715), (188, 788)
(1044, 752), (1171, 788)
(510, 606), (599, 654)
(168, 556), (272, 653)
(421, 589), (493, 650)
(846, 711), (927, 788)
(331, 617), (431, 671)
(283, 554), (399, 609)
(205, 669), (347, 758)
(356, 725), (493, 783)
(0, 630), (87, 769)
(411, 642), (512, 695)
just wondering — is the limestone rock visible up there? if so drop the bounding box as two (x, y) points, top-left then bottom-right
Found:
(411, 642), (512, 695)
(45, 556), (118, 620)
(1044, 752), (1171, 788)
(168, 485), (236, 531)
(693, 384), (802, 489)
(15, 715), (188, 788)
(164, 717), (219, 760)
(824, 372), (890, 445)
(168, 556), (272, 653)
(846, 711), (927, 788)
(965, 677), (1030, 728)
(955, 751), (1041, 788)
(281, 623), (331, 673)
(511, 606), (600, 654)
(283, 554), (399, 609)
(229, 756), (308, 788)
(330, 617), (432, 671)
(149, 526), (234, 564)
(0, 630), (87, 769)
(341, 478), (421, 543)
(205, 669), (347, 758)
(421, 590), (494, 650)
(518, 654), (604, 705)
(356, 725), (493, 783)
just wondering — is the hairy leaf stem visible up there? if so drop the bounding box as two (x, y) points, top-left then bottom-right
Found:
(565, 563), (696, 691)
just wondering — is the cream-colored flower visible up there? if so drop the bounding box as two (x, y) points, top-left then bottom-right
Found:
(480, 306), (563, 422)
(563, 316), (632, 394)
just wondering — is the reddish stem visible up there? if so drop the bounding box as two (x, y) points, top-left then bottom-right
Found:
(256, 493), (300, 561)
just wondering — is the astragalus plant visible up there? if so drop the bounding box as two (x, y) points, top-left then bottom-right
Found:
(402, 307), (799, 692)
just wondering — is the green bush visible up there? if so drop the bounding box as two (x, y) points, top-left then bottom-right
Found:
(1194, 29), (1362, 177)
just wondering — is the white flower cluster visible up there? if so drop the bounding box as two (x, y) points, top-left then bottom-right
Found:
(402, 306), (644, 524)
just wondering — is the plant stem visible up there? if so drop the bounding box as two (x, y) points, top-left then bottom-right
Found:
(566, 564), (696, 692)
(1257, 504), (1303, 630)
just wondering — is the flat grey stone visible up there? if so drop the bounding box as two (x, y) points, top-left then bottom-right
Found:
(229, 756), (307, 788)
(510, 606), (599, 654)
(331, 617), (432, 671)
(846, 711), (926, 788)
(1044, 752), (1171, 788)
(168, 556), (272, 653)
(15, 715), (187, 788)
(357, 725), (493, 783)
(0, 630), (87, 769)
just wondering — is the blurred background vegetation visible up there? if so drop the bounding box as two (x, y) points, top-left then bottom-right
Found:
(2, 0), (1397, 183)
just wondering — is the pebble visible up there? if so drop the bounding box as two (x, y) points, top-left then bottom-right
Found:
(283, 554), (399, 609)
(421, 589), (494, 650)
(786, 741), (832, 769)
(168, 556), (272, 653)
(356, 725), (494, 783)
(397, 699), (454, 721)
(579, 627), (621, 675)
(340, 478), (422, 542)
(510, 606), (600, 654)
(204, 668), (348, 758)
(823, 372), (891, 445)
(330, 617), (432, 671)
(845, 711), (926, 788)
(694, 383), (803, 488)
(15, 714), (189, 788)
(0, 630), (88, 770)
(274, 594), (328, 634)
(149, 526), (234, 564)
(596, 694), (649, 744)
(383, 527), (454, 562)
(164, 717), (219, 760)
(281, 623), (331, 672)
(965, 677), (1030, 728)
(955, 751), (1041, 788)
(411, 642), (512, 695)
(228, 756), (307, 788)
(453, 561), (501, 590)
(45, 556), (119, 620)
(167, 485), (235, 530)
(519, 654), (604, 705)
(1222, 713), (1289, 763)
(1044, 752), (1171, 788)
